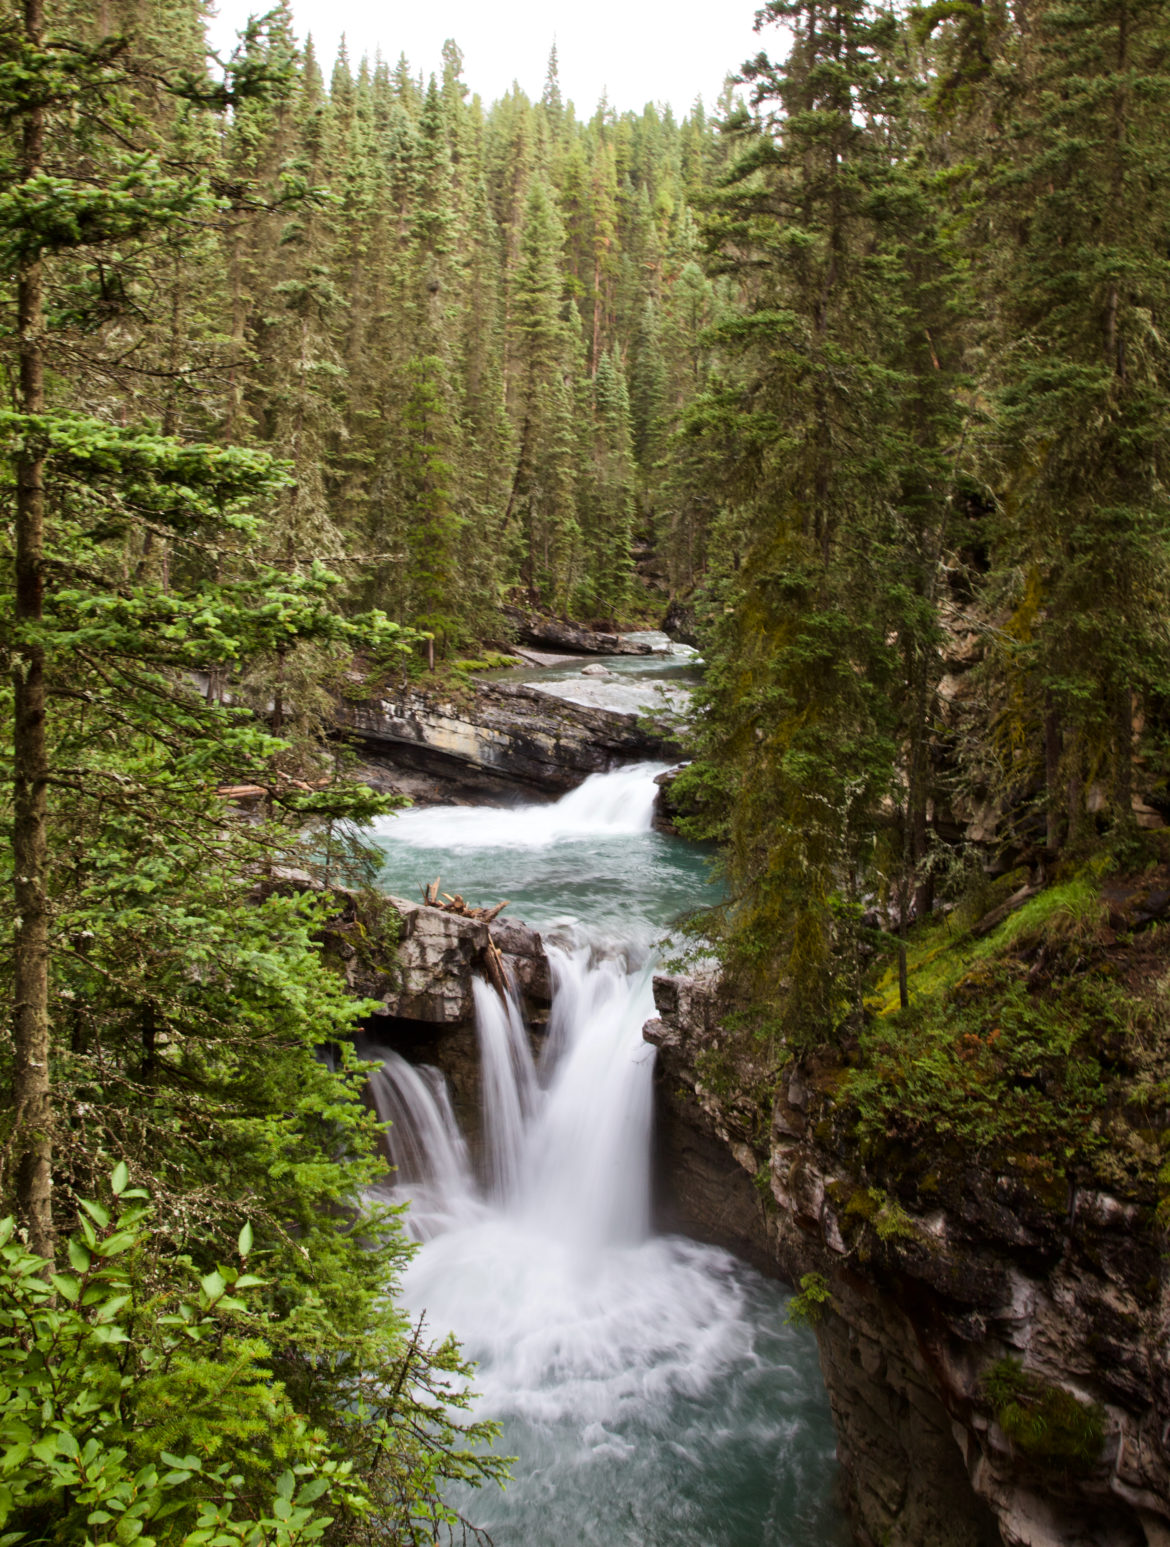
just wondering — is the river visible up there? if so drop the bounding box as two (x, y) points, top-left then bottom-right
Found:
(364, 759), (848, 1546)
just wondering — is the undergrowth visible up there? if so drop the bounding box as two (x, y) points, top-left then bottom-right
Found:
(848, 964), (1117, 1170)
(840, 860), (1165, 1184)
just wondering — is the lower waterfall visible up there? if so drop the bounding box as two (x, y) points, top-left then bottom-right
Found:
(366, 765), (847, 1546)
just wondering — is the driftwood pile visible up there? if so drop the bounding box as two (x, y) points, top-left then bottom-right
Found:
(419, 876), (509, 923)
(419, 877), (512, 1001)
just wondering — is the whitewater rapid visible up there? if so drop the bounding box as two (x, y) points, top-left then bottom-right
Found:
(364, 764), (846, 1546)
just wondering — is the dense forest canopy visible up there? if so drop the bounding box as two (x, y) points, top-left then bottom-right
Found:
(1, 0), (1169, 1538)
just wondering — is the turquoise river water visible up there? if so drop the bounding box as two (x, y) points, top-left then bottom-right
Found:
(364, 704), (849, 1545)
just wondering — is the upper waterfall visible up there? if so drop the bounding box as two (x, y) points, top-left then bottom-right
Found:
(369, 760), (668, 850)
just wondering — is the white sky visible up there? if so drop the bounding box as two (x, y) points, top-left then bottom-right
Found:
(205, 0), (778, 117)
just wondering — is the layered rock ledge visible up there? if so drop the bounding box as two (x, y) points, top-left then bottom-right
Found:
(501, 606), (657, 656)
(335, 679), (680, 800)
(645, 971), (1170, 1547)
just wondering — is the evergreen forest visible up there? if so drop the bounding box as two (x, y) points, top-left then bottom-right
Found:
(2, 0), (1170, 1539)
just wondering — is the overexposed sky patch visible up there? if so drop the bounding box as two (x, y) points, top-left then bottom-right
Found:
(206, 0), (779, 116)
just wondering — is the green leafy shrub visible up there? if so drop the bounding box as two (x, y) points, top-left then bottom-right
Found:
(785, 1272), (833, 1328)
(0, 1169), (362, 1546)
(0, 1168), (506, 1547)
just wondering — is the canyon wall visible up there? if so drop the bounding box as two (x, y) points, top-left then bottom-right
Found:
(645, 972), (1170, 1547)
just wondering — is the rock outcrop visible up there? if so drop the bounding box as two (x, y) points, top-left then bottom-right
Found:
(335, 679), (680, 799)
(645, 971), (1170, 1547)
(328, 892), (550, 1177)
(502, 606), (656, 656)
(335, 894), (551, 1027)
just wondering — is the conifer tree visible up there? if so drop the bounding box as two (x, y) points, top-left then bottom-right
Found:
(972, 0), (1170, 849)
(508, 176), (580, 606)
(579, 347), (637, 618)
(685, 0), (936, 1038)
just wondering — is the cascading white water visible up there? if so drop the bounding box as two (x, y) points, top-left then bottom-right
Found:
(364, 1048), (476, 1237)
(519, 947), (656, 1247)
(369, 759), (666, 851)
(474, 975), (539, 1201)
(367, 1050), (471, 1190)
(366, 761), (847, 1547)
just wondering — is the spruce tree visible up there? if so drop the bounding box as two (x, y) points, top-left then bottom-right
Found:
(973, 0), (1170, 849)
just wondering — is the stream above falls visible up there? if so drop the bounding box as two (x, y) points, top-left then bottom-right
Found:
(363, 765), (849, 1546)
(486, 630), (700, 719)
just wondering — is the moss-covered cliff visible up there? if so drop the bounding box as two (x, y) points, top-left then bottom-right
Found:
(646, 862), (1170, 1547)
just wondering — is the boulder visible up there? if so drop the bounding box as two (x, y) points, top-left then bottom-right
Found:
(343, 896), (550, 1025)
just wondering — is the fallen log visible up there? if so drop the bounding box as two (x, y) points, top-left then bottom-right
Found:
(482, 937), (509, 1003)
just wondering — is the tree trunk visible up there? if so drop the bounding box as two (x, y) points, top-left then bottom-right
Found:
(1044, 700), (1065, 852)
(1112, 683), (1135, 835)
(10, 0), (54, 1262)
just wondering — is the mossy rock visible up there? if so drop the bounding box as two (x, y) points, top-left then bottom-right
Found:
(983, 1358), (1105, 1470)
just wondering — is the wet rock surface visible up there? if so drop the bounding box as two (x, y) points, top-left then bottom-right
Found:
(646, 968), (1170, 1547)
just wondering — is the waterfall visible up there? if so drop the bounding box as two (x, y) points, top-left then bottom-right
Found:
(365, 763), (844, 1547)
(367, 760), (667, 850)
(520, 947), (656, 1247)
(474, 975), (539, 1201)
(378, 944), (656, 1245)
(365, 1047), (475, 1238)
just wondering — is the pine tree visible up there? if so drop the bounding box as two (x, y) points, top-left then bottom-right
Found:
(578, 347), (637, 619)
(507, 176), (580, 606)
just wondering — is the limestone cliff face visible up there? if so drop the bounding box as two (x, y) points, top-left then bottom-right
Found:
(646, 973), (1170, 1547)
(335, 679), (680, 798)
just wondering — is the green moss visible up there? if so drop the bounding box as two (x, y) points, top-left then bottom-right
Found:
(844, 1187), (920, 1242)
(450, 653), (524, 672)
(983, 1358), (1105, 1469)
(844, 1187), (880, 1222)
(867, 875), (1109, 1019)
